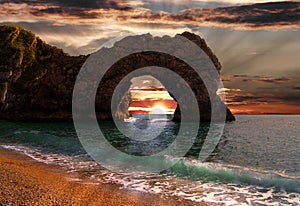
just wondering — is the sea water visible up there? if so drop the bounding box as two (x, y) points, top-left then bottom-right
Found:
(0, 115), (299, 205)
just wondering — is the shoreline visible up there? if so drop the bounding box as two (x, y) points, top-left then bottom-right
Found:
(0, 147), (221, 206)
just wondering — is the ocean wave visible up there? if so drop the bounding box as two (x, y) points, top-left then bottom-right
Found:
(1, 144), (299, 206)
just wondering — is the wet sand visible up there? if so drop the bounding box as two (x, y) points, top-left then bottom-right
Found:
(0, 148), (221, 206)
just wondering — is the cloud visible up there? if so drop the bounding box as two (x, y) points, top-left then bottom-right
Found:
(0, 0), (123, 9)
(220, 74), (300, 114)
(181, 1), (300, 29)
(1, 1), (300, 31)
(128, 1), (300, 30)
(223, 75), (295, 84)
(227, 94), (273, 105)
(131, 0), (235, 14)
(129, 99), (177, 109)
(224, 89), (300, 113)
(1, 1), (299, 56)
(292, 86), (300, 90)
(250, 77), (295, 84)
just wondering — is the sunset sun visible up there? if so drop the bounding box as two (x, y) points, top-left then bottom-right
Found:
(127, 75), (177, 118)
(150, 105), (167, 114)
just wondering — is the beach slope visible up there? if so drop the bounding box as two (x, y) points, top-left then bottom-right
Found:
(0, 148), (218, 206)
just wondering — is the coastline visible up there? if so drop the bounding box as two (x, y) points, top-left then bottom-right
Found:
(0, 147), (221, 206)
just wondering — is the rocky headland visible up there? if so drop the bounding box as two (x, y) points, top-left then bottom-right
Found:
(0, 25), (234, 122)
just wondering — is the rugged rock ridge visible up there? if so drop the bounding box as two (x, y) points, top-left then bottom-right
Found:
(0, 25), (234, 121)
(0, 25), (87, 120)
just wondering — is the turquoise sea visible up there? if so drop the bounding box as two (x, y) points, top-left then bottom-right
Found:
(0, 115), (299, 205)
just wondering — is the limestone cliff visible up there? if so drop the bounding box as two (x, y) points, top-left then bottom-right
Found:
(0, 25), (234, 121)
(0, 25), (87, 121)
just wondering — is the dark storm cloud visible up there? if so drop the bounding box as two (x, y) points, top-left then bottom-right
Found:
(30, 7), (99, 18)
(233, 75), (248, 78)
(224, 75), (298, 95)
(138, 0), (234, 14)
(0, 21), (94, 35)
(0, 0), (131, 18)
(226, 90), (300, 107)
(98, 1), (300, 29)
(263, 92), (300, 107)
(224, 75), (295, 84)
(292, 86), (300, 90)
(205, 2), (300, 26)
(252, 77), (295, 84)
(180, 1), (300, 29)
(46, 0), (118, 9)
(128, 1), (300, 29)
(222, 74), (300, 113)
(226, 94), (270, 105)
(0, 0), (121, 9)
(1, 1), (300, 29)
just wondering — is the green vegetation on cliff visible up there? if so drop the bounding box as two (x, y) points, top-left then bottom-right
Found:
(0, 25), (87, 115)
(0, 25), (37, 66)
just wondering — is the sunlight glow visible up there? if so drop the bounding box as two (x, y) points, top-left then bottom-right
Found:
(150, 105), (167, 114)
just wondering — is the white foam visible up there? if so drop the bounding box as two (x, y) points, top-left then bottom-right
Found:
(1, 144), (299, 205)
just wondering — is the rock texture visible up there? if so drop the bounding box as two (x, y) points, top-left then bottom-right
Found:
(93, 33), (234, 122)
(0, 26), (87, 121)
(0, 25), (234, 122)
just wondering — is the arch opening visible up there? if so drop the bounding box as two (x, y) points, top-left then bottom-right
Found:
(125, 75), (177, 122)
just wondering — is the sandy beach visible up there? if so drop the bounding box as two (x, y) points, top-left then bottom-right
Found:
(0, 148), (220, 206)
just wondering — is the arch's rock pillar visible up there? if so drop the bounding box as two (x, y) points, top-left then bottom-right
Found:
(173, 32), (234, 121)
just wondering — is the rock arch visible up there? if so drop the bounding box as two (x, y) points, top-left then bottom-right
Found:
(94, 32), (235, 122)
(0, 26), (234, 122)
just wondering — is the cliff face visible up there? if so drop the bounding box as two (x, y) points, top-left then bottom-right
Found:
(0, 26), (234, 121)
(0, 26), (87, 121)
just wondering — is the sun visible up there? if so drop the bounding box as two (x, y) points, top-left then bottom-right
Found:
(150, 105), (166, 114)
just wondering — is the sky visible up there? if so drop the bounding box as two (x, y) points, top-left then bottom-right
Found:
(128, 76), (177, 115)
(1, 0), (300, 114)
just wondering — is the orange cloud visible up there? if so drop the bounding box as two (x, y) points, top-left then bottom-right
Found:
(128, 99), (177, 114)
(228, 102), (300, 114)
(1, 1), (300, 30)
(2, 1), (299, 55)
(221, 75), (300, 114)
